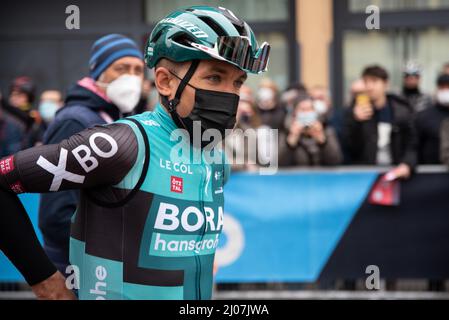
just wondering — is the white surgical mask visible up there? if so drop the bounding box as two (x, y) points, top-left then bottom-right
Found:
(257, 88), (275, 103)
(437, 89), (449, 107)
(100, 74), (142, 113)
(38, 101), (59, 123)
(313, 100), (328, 115)
(296, 111), (318, 127)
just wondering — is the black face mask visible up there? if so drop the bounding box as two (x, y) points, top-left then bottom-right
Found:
(162, 60), (240, 148)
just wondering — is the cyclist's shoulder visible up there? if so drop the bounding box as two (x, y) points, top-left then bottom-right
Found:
(118, 111), (162, 128)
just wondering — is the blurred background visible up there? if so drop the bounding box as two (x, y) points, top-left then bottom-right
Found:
(1, 0), (449, 299)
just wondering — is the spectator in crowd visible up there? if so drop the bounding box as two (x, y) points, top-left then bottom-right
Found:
(0, 92), (24, 157)
(38, 90), (63, 125)
(225, 85), (263, 171)
(279, 94), (342, 167)
(442, 62), (449, 75)
(280, 82), (307, 117)
(1, 76), (45, 148)
(255, 78), (286, 130)
(310, 85), (333, 122)
(415, 74), (449, 164)
(38, 34), (144, 274)
(342, 65), (417, 178)
(401, 61), (432, 113)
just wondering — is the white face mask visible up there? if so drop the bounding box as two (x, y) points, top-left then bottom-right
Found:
(257, 88), (275, 103)
(437, 89), (449, 107)
(100, 74), (142, 113)
(313, 100), (328, 115)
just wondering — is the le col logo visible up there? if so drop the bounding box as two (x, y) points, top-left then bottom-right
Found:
(37, 132), (118, 191)
(160, 159), (193, 175)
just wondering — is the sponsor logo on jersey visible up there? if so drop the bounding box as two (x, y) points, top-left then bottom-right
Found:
(37, 132), (118, 191)
(160, 159), (193, 175)
(149, 201), (224, 257)
(0, 155), (14, 175)
(10, 181), (25, 193)
(140, 119), (160, 127)
(170, 176), (183, 193)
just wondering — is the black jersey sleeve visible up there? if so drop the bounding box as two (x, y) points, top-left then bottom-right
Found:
(0, 123), (138, 194)
(0, 190), (57, 286)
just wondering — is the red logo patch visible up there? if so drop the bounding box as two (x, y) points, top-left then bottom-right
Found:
(0, 156), (14, 175)
(10, 181), (25, 194)
(170, 176), (183, 193)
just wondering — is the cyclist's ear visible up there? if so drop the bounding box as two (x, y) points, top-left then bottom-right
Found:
(154, 66), (176, 99)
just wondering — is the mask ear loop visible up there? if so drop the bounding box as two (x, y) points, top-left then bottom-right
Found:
(161, 60), (200, 130)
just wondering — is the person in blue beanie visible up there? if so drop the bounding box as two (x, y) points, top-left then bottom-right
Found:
(38, 34), (144, 274)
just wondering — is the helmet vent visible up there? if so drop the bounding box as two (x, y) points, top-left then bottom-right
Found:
(151, 29), (163, 43)
(198, 16), (227, 37)
(172, 33), (196, 47)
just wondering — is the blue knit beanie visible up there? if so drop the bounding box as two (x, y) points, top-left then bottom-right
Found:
(89, 34), (143, 80)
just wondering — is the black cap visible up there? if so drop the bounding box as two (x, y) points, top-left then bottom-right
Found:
(437, 73), (449, 87)
(9, 76), (36, 103)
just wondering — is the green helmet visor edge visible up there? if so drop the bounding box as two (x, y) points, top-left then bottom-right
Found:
(190, 36), (271, 74)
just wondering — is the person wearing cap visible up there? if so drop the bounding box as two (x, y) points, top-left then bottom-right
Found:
(0, 76), (45, 150)
(38, 34), (144, 275)
(0, 6), (270, 299)
(401, 61), (432, 113)
(415, 74), (449, 164)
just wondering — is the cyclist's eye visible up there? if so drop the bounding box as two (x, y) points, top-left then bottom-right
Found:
(206, 74), (221, 84)
(234, 80), (244, 89)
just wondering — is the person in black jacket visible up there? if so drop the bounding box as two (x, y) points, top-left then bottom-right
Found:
(415, 74), (449, 164)
(0, 190), (75, 299)
(38, 34), (144, 275)
(343, 65), (417, 178)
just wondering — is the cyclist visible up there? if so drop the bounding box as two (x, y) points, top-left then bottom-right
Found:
(0, 6), (270, 300)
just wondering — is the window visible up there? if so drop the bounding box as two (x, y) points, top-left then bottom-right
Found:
(343, 27), (449, 104)
(144, 0), (289, 24)
(349, 0), (449, 12)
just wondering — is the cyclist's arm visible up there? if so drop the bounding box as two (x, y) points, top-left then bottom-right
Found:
(0, 123), (138, 194)
(0, 190), (76, 299)
(0, 190), (56, 285)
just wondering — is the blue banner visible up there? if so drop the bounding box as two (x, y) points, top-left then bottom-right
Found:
(0, 193), (42, 282)
(6, 169), (447, 283)
(214, 171), (377, 282)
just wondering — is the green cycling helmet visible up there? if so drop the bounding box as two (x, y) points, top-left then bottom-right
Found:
(145, 6), (270, 74)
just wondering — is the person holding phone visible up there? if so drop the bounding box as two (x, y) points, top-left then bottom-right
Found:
(279, 94), (342, 167)
(343, 65), (417, 179)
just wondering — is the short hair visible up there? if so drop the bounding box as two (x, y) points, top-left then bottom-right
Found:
(293, 93), (312, 108)
(155, 58), (188, 74)
(361, 65), (389, 82)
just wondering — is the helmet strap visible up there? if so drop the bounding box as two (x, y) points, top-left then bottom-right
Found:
(162, 60), (200, 130)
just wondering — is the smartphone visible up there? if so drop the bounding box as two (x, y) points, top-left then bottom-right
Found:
(356, 93), (371, 109)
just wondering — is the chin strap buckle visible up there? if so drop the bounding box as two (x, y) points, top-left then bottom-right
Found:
(168, 98), (180, 113)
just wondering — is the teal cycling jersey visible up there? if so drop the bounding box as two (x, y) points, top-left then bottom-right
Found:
(0, 103), (230, 300)
(71, 104), (230, 299)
